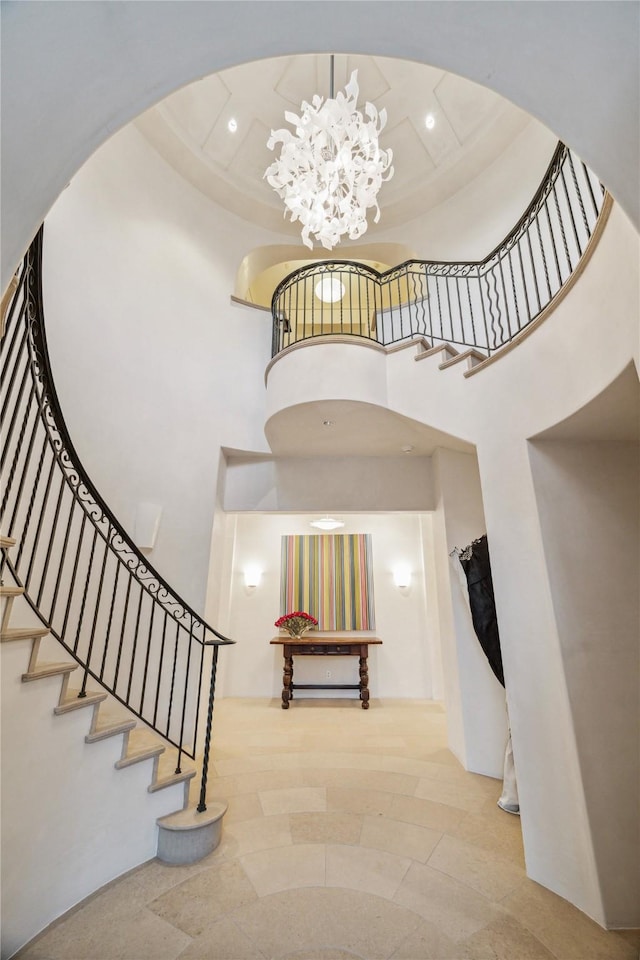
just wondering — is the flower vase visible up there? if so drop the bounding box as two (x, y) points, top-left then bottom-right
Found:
(275, 611), (318, 640)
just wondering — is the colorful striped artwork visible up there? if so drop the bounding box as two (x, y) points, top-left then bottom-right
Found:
(280, 534), (375, 631)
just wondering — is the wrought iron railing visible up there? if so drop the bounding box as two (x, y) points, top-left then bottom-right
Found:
(271, 143), (607, 358)
(0, 228), (232, 812)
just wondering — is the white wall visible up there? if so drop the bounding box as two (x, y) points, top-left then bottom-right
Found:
(223, 455), (434, 513)
(207, 512), (434, 702)
(529, 438), (640, 927)
(43, 124), (281, 611)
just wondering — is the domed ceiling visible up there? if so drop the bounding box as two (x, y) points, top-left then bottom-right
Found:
(135, 54), (548, 238)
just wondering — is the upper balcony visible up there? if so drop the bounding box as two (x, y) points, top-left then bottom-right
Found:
(268, 144), (608, 370)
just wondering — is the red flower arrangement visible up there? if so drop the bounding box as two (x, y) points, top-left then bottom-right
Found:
(275, 610), (318, 638)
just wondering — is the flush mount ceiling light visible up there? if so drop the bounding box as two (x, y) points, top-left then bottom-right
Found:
(310, 516), (345, 531)
(265, 56), (394, 250)
(315, 277), (346, 302)
(425, 113), (436, 130)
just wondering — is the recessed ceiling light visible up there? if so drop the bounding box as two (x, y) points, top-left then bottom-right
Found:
(227, 118), (238, 133)
(310, 517), (345, 531)
(315, 277), (345, 303)
(425, 114), (435, 130)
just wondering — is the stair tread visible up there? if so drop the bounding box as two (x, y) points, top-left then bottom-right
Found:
(2, 625), (49, 641)
(23, 661), (78, 680)
(148, 765), (197, 792)
(128, 727), (166, 749)
(116, 728), (166, 768)
(439, 347), (488, 370)
(0, 585), (24, 597)
(415, 342), (458, 362)
(55, 689), (108, 714)
(157, 801), (227, 830)
(94, 712), (137, 731)
(86, 714), (137, 742)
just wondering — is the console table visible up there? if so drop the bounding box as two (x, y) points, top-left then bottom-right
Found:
(270, 636), (382, 710)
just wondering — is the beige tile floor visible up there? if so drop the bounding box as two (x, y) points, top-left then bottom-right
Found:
(18, 698), (640, 960)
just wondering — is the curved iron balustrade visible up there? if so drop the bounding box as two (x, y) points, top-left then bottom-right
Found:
(0, 228), (232, 812)
(271, 143), (607, 358)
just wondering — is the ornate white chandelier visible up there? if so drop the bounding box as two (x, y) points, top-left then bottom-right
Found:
(265, 63), (394, 250)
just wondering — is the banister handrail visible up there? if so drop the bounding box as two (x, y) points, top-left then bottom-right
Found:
(271, 143), (607, 359)
(1, 227), (232, 811)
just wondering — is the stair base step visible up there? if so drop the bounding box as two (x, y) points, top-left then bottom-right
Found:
(157, 801), (228, 864)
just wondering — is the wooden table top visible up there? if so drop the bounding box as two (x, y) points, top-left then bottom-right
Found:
(270, 636), (382, 645)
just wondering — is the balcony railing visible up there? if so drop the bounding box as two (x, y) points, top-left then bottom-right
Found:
(1, 228), (233, 812)
(271, 143), (607, 359)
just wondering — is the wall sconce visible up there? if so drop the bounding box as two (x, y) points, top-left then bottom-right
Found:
(393, 566), (411, 589)
(244, 566), (262, 589)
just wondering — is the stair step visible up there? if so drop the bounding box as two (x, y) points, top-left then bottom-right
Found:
(415, 342), (459, 363)
(148, 768), (197, 793)
(22, 661), (78, 681)
(157, 802), (228, 863)
(0, 585), (24, 597)
(439, 348), (488, 371)
(85, 715), (137, 743)
(149, 758), (197, 793)
(157, 801), (227, 831)
(387, 336), (432, 355)
(0, 536), (17, 549)
(54, 688), (108, 715)
(1, 625), (49, 642)
(115, 729), (165, 769)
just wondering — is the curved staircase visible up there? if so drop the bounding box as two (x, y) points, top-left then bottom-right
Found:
(0, 235), (230, 958)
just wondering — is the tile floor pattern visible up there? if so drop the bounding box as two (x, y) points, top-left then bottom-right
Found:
(17, 698), (640, 960)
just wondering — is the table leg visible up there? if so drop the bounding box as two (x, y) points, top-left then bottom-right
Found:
(359, 654), (370, 710)
(282, 653), (293, 709)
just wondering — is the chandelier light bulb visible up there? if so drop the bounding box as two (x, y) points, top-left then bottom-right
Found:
(265, 70), (394, 250)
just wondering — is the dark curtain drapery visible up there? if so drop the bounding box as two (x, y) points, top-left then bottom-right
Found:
(455, 535), (504, 687)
